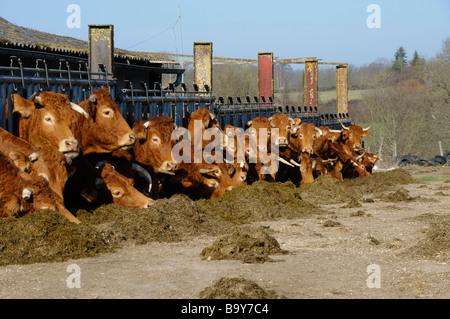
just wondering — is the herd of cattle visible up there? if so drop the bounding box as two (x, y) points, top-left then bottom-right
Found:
(0, 88), (377, 224)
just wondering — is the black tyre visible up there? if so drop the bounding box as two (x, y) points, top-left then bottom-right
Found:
(431, 155), (446, 165)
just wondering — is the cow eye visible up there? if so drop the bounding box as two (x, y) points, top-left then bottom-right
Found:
(151, 136), (160, 144)
(102, 108), (114, 118)
(240, 175), (246, 182)
(286, 126), (291, 131)
(111, 189), (123, 198)
(44, 116), (53, 124)
(299, 134), (303, 139)
(214, 170), (221, 177)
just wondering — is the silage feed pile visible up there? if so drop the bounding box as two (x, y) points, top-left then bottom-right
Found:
(200, 227), (289, 264)
(0, 169), (422, 266)
(198, 277), (286, 299)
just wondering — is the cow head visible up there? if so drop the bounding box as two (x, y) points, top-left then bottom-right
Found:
(29, 149), (71, 199)
(340, 124), (370, 151)
(99, 163), (154, 208)
(12, 92), (83, 160)
(290, 123), (322, 155)
(133, 117), (178, 175)
(185, 108), (227, 150)
(268, 114), (295, 147)
(319, 126), (341, 143)
(246, 117), (272, 156)
(75, 88), (136, 154)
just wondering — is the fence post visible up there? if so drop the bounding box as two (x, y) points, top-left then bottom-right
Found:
(88, 25), (114, 80)
(336, 64), (348, 114)
(438, 141), (443, 156)
(258, 52), (273, 106)
(193, 42), (213, 93)
(304, 58), (318, 108)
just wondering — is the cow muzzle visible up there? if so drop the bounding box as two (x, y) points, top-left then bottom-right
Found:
(60, 139), (80, 159)
(276, 137), (288, 147)
(119, 133), (137, 150)
(144, 198), (155, 208)
(161, 161), (178, 172)
(302, 147), (314, 155)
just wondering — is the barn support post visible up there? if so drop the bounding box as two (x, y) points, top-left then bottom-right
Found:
(193, 42), (212, 93)
(336, 64), (348, 114)
(88, 25), (114, 81)
(304, 58), (318, 108)
(258, 52), (273, 106)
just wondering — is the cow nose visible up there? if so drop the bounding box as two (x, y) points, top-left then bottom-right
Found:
(226, 186), (233, 191)
(302, 147), (313, 154)
(277, 137), (288, 146)
(163, 161), (178, 171)
(354, 144), (362, 150)
(63, 139), (79, 152)
(144, 198), (155, 208)
(129, 133), (136, 144)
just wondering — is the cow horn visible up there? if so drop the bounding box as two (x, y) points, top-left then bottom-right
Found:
(362, 125), (371, 131)
(288, 117), (295, 125)
(278, 157), (295, 167)
(143, 121), (151, 129)
(22, 187), (33, 201)
(289, 159), (302, 167)
(315, 127), (323, 136)
(29, 152), (40, 162)
(131, 163), (153, 193)
(292, 125), (301, 134)
(199, 168), (220, 174)
(89, 94), (97, 103)
(246, 120), (252, 127)
(70, 102), (89, 119)
(328, 129), (342, 133)
(355, 151), (366, 161)
(30, 93), (42, 105)
(158, 168), (176, 175)
(340, 123), (349, 130)
(95, 160), (109, 169)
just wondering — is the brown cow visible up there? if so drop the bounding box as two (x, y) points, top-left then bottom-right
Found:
(12, 92), (86, 160)
(340, 123), (370, 152)
(96, 163), (154, 209)
(184, 107), (227, 151)
(132, 117), (178, 175)
(0, 127), (71, 199)
(72, 88), (136, 155)
(268, 113), (295, 147)
(290, 123), (323, 155)
(0, 152), (80, 223)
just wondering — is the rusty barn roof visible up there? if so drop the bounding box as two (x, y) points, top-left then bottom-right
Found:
(0, 17), (177, 64)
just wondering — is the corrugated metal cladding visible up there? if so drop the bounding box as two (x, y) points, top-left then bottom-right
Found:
(258, 52), (273, 104)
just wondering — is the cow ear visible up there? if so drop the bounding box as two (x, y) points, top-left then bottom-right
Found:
(361, 130), (370, 138)
(227, 163), (236, 176)
(11, 94), (34, 118)
(132, 125), (148, 141)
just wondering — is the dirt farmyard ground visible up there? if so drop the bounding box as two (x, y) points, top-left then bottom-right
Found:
(0, 166), (449, 299)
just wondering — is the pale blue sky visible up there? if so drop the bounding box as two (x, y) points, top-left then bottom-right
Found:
(0, 0), (449, 66)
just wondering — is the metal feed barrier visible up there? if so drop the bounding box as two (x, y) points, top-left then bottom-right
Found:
(0, 56), (351, 134)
